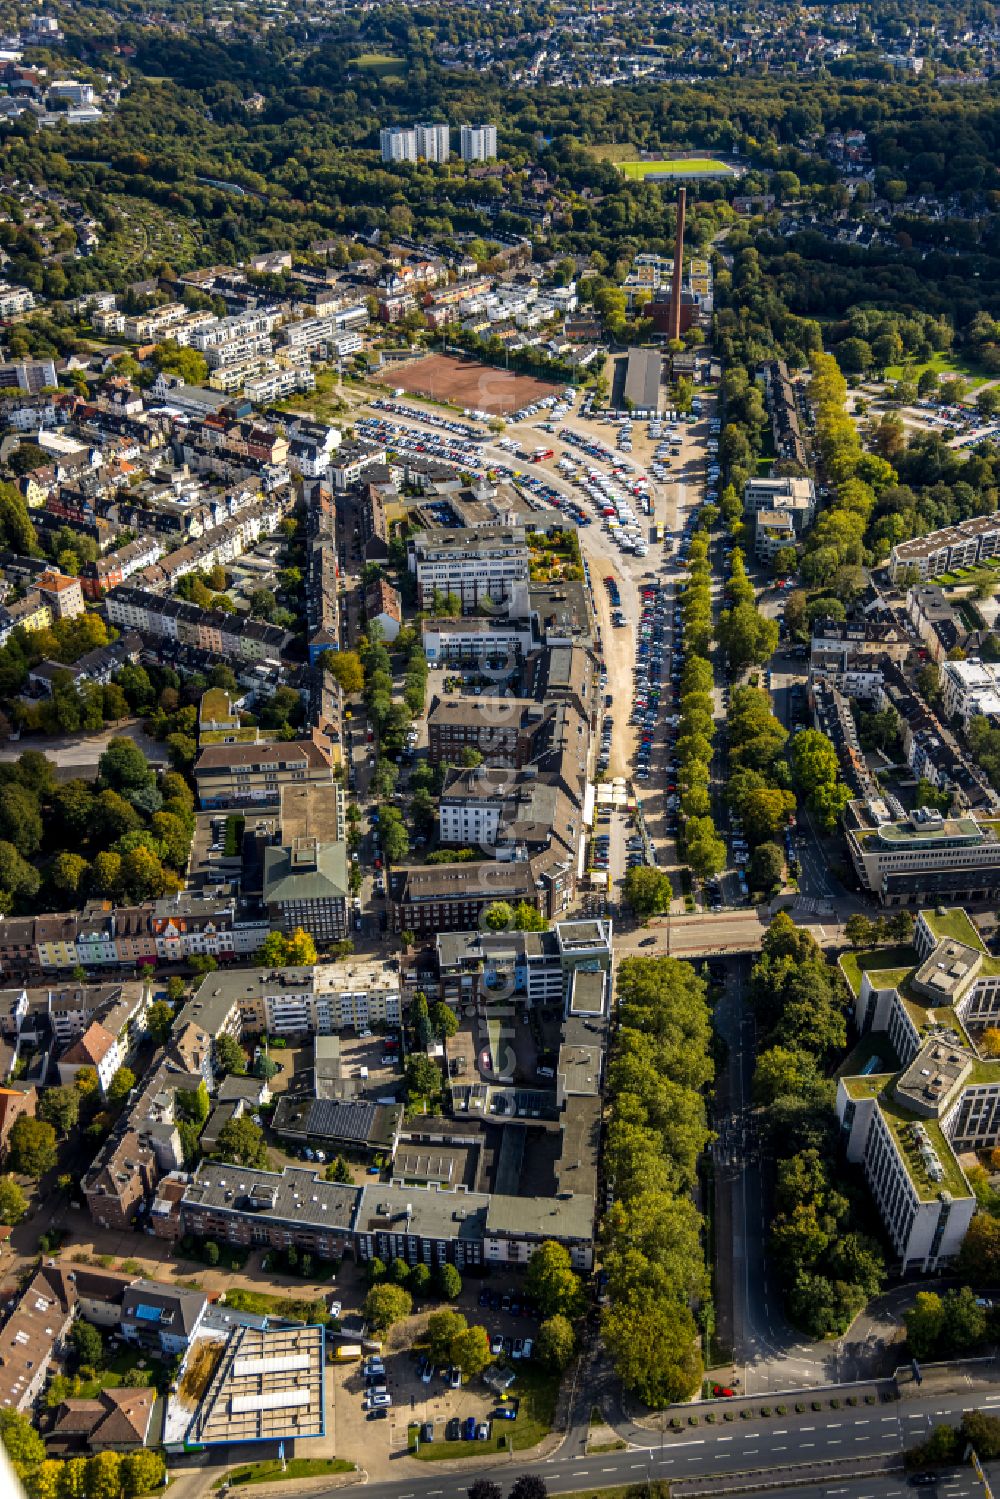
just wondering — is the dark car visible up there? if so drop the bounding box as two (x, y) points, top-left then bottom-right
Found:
(367, 1408), (388, 1421)
(420, 1423), (434, 1443)
(908, 1477), (938, 1489)
(446, 1418), (461, 1442)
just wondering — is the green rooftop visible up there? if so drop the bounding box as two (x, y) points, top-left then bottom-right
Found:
(920, 908), (986, 952)
(873, 816), (984, 848)
(839, 944), (919, 998)
(841, 1072), (893, 1101)
(879, 1094), (971, 1202)
(200, 726), (270, 745)
(967, 1058), (1000, 1086)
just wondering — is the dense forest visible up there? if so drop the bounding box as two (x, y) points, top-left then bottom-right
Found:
(0, 1), (997, 335)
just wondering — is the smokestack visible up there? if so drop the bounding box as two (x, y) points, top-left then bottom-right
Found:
(669, 187), (686, 342)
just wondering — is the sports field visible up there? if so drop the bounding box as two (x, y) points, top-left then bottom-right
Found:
(389, 354), (562, 415)
(350, 53), (405, 76)
(619, 158), (735, 179)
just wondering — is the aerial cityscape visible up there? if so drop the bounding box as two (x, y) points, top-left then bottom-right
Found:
(4, 1), (1000, 1498)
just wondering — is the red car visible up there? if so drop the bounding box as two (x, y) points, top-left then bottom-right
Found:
(712, 1385), (735, 1398)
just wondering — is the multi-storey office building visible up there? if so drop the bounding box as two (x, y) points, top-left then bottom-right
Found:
(434, 918), (613, 1009)
(836, 907), (1000, 1272)
(388, 861), (543, 935)
(844, 801), (1000, 907)
(193, 734), (336, 809)
(409, 528), (529, 612)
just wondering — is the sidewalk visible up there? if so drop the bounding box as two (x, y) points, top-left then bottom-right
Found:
(673, 1453), (905, 1497)
(897, 1354), (1000, 1399)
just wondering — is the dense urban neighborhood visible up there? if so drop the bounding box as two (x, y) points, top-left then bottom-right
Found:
(5, 0), (1000, 1498)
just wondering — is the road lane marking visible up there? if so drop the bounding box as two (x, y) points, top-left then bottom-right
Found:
(801, 1443), (814, 1449)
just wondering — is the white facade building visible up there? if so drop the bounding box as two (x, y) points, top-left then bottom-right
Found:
(415, 122), (450, 162)
(940, 658), (1000, 728)
(381, 126), (417, 163)
(460, 123), (498, 162)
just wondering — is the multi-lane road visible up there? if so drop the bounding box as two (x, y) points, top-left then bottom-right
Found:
(302, 1381), (1000, 1499)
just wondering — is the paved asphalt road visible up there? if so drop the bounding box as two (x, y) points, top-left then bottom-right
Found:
(712, 962), (835, 1392)
(291, 1384), (1000, 1499)
(753, 1465), (998, 1499)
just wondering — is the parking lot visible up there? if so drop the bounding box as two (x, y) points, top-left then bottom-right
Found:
(330, 1282), (555, 1477)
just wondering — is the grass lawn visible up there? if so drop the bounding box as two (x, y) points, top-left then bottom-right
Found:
(274, 366), (351, 423)
(883, 349), (987, 390)
(76, 1345), (168, 1397)
(350, 53), (405, 75)
(217, 1458), (354, 1487)
(619, 158), (734, 179)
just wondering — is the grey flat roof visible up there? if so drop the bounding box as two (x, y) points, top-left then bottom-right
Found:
(624, 348), (662, 410)
(358, 1181), (490, 1242)
(182, 1161), (360, 1232)
(485, 1190), (594, 1243)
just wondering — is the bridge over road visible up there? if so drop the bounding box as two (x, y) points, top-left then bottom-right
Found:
(614, 905), (845, 960)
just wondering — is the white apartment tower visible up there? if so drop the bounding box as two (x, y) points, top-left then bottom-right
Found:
(460, 123), (498, 162)
(415, 122), (450, 162)
(380, 126), (417, 163)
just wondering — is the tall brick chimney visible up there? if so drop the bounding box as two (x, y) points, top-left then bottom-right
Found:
(668, 187), (687, 342)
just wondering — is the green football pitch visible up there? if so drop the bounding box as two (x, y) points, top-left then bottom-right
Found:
(619, 158), (734, 178)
